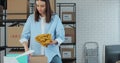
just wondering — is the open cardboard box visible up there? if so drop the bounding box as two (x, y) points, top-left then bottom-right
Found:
(30, 55), (47, 63)
(4, 50), (34, 63)
(4, 50), (48, 63)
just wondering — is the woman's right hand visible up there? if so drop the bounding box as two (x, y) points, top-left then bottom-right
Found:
(24, 47), (29, 52)
(24, 47), (32, 57)
(22, 42), (28, 52)
(22, 42), (32, 57)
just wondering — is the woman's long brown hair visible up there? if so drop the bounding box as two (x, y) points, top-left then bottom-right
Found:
(34, 0), (53, 23)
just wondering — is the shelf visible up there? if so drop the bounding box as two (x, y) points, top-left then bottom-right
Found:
(10, 48), (24, 52)
(0, 46), (5, 51)
(6, 46), (24, 48)
(57, 3), (76, 63)
(2, 20), (75, 24)
(2, 19), (26, 23)
(61, 43), (76, 45)
(0, 25), (5, 27)
(57, 3), (76, 7)
(62, 21), (75, 24)
(62, 58), (76, 61)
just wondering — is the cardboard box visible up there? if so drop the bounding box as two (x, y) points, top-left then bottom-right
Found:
(7, 0), (29, 19)
(30, 55), (47, 63)
(4, 54), (28, 63)
(50, 0), (56, 12)
(4, 50), (34, 63)
(61, 48), (74, 58)
(7, 26), (23, 47)
(65, 28), (75, 43)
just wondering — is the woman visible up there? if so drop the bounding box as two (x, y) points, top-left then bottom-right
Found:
(19, 0), (65, 63)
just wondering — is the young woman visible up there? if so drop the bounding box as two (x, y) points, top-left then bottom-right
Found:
(19, 0), (65, 63)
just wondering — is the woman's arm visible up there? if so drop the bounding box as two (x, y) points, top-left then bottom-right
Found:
(19, 15), (32, 51)
(23, 42), (29, 52)
(55, 15), (65, 46)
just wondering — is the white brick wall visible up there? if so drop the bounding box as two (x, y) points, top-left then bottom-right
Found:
(56, 0), (120, 63)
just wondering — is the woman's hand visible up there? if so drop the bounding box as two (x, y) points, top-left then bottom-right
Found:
(22, 42), (32, 57)
(49, 40), (58, 45)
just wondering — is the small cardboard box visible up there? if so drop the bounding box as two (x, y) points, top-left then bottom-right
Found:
(65, 28), (75, 43)
(30, 55), (47, 63)
(61, 48), (74, 58)
(7, 26), (23, 47)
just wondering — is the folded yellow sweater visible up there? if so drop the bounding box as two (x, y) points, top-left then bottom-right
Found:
(35, 34), (52, 47)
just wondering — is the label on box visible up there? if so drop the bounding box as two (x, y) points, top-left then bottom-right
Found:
(63, 51), (71, 58)
(63, 14), (72, 21)
(64, 37), (72, 43)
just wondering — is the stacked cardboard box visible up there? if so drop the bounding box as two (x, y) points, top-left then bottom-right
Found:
(60, 45), (75, 59)
(62, 12), (75, 22)
(7, 0), (29, 19)
(7, 26), (23, 47)
(50, 0), (56, 12)
(65, 27), (75, 43)
(61, 48), (74, 58)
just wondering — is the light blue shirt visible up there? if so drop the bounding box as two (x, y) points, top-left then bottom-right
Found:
(19, 14), (65, 63)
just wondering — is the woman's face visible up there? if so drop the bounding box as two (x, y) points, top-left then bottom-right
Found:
(36, 0), (46, 15)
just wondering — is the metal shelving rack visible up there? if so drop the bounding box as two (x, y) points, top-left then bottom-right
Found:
(0, 46), (5, 51)
(0, 1), (6, 63)
(57, 3), (76, 63)
(0, 0), (30, 57)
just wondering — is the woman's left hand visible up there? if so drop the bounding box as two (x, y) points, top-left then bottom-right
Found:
(49, 40), (58, 45)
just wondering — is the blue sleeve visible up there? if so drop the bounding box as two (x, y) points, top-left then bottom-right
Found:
(19, 15), (32, 43)
(55, 15), (65, 46)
